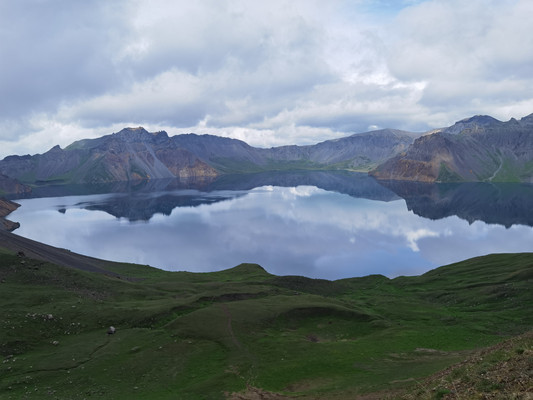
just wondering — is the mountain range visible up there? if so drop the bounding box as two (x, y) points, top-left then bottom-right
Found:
(370, 113), (533, 182)
(0, 113), (532, 193)
(0, 128), (417, 190)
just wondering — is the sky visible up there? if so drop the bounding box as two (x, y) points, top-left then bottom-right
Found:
(1, 0), (532, 158)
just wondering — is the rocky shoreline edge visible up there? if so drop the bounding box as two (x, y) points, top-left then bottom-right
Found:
(0, 198), (20, 232)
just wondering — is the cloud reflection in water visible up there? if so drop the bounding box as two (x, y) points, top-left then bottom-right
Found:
(11, 185), (533, 280)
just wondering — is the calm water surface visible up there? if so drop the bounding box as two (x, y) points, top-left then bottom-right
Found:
(10, 172), (533, 280)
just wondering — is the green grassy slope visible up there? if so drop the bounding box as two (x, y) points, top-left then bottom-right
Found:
(0, 250), (531, 399)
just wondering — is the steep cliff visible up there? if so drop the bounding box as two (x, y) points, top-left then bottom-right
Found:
(370, 114), (533, 182)
(0, 128), (219, 184)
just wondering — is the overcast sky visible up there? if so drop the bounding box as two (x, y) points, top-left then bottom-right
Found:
(1, 0), (532, 158)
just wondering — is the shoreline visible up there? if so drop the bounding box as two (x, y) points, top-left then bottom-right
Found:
(0, 197), (21, 232)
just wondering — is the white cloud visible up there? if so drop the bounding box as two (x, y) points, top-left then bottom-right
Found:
(0, 0), (532, 158)
(388, 0), (533, 119)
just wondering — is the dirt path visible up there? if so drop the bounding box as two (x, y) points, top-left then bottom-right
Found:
(227, 386), (290, 400)
(220, 303), (243, 349)
(8, 336), (113, 379)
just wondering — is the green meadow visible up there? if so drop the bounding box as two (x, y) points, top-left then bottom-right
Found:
(0, 248), (531, 399)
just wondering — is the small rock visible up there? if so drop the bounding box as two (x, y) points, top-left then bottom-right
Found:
(52, 341), (59, 346)
(107, 326), (116, 335)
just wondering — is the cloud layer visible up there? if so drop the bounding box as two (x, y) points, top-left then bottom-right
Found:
(1, 0), (532, 157)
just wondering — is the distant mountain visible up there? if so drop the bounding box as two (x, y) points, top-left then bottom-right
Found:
(370, 114), (533, 182)
(4, 112), (531, 186)
(261, 129), (419, 171)
(0, 128), (218, 185)
(0, 127), (419, 185)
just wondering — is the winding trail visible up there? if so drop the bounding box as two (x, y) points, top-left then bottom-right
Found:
(220, 304), (242, 349)
(8, 336), (112, 377)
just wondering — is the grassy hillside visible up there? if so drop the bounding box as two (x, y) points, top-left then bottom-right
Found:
(0, 249), (531, 399)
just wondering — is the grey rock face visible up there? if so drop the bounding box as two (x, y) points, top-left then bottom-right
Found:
(371, 114), (533, 183)
(0, 127), (420, 185)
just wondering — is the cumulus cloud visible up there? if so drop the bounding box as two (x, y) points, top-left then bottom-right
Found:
(388, 0), (533, 120)
(0, 0), (532, 157)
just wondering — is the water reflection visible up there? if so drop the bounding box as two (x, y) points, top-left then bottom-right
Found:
(378, 180), (533, 228)
(81, 191), (244, 221)
(21, 171), (398, 222)
(10, 172), (533, 280)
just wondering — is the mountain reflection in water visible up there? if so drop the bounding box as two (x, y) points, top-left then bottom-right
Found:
(10, 171), (533, 279)
(28, 171), (400, 222)
(378, 180), (533, 228)
(33, 171), (533, 228)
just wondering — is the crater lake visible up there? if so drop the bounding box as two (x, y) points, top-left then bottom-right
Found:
(9, 171), (533, 280)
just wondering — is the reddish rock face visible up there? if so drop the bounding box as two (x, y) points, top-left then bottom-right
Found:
(0, 126), (421, 186)
(0, 198), (21, 232)
(371, 114), (533, 183)
(0, 174), (31, 196)
(0, 128), (220, 185)
(0, 198), (19, 217)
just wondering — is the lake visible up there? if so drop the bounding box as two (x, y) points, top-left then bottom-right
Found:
(9, 171), (533, 280)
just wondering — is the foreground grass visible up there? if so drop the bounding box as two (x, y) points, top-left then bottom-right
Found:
(0, 252), (531, 399)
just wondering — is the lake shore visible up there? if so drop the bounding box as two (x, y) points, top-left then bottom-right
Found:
(0, 198), (20, 231)
(0, 198), (125, 277)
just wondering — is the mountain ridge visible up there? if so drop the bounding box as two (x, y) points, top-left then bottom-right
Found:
(0, 127), (420, 187)
(1, 112), (532, 189)
(370, 113), (533, 183)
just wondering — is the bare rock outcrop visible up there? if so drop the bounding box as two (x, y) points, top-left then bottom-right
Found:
(0, 173), (31, 196)
(371, 113), (533, 182)
(0, 127), (420, 185)
(0, 198), (21, 232)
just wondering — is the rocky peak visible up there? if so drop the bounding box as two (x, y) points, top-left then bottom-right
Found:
(519, 113), (533, 127)
(461, 115), (500, 125)
(443, 115), (502, 135)
(113, 127), (149, 142)
(371, 112), (533, 183)
(112, 127), (168, 144)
